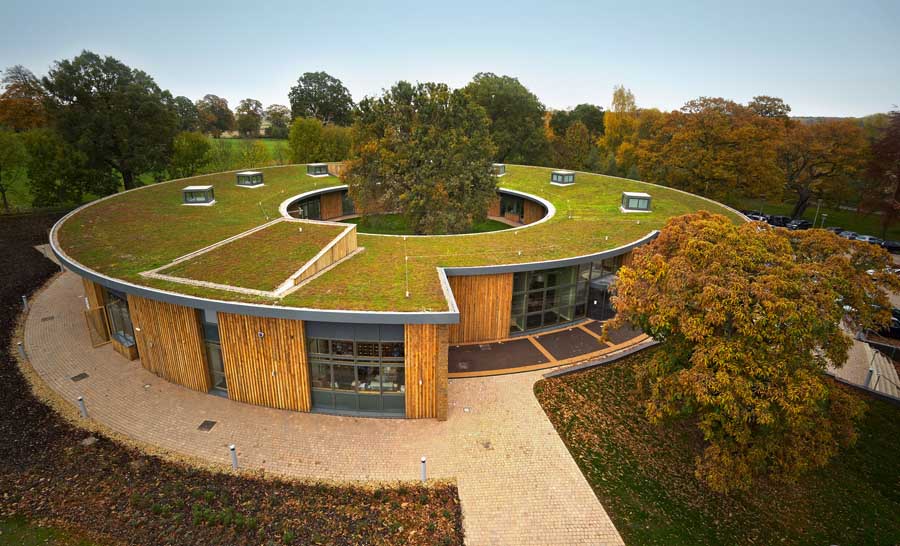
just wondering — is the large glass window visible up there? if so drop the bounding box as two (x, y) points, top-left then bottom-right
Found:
(510, 258), (625, 334)
(341, 191), (356, 216)
(289, 197), (321, 220)
(105, 290), (135, 345)
(200, 310), (227, 394)
(308, 337), (405, 415)
(499, 194), (524, 221)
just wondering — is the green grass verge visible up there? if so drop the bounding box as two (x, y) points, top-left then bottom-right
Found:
(159, 220), (346, 291)
(0, 517), (96, 546)
(57, 165), (743, 311)
(341, 213), (509, 235)
(534, 349), (900, 546)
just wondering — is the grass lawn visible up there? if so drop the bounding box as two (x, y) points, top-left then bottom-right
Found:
(341, 213), (509, 235)
(534, 348), (900, 546)
(159, 219), (346, 291)
(0, 517), (95, 546)
(731, 197), (898, 240)
(208, 137), (288, 154)
(57, 165), (743, 312)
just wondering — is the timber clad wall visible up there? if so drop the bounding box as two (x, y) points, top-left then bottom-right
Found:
(488, 197), (501, 217)
(294, 226), (358, 285)
(326, 162), (346, 178)
(404, 324), (449, 420)
(218, 313), (311, 411)
(128, 295), (211, 391)
(447, 274), (514, 344)
(320, 192), (343, 220)
(82, 278), (106, 308)
(523, 200), (544, 224)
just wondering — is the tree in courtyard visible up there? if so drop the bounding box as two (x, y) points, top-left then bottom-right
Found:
(0, 65), (48, 131)
(861, 110), (900, 237)
(463, 72), (549, 165)
(169, 131), (212, 178)
(612, 211), (900, 492)
(235, 98), (264, 137)
(0, 129), (28, 211)
(21, 128), (118, 206)
(196, 94), (235, 137)
(345, 81), (497, 234)
(777, 119), (866, 218)
(172, 96), (200, 132)
(264, 104), (291, 139)
(42, 51), (178, 190)
(288, 71), (354, 125)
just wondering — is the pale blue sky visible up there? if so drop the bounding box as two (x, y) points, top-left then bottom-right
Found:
(2, 0), (898, 116)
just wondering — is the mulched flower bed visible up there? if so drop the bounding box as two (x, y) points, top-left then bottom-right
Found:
(0, 212), (464, 546)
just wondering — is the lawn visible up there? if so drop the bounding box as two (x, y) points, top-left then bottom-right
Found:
(208, 137), (288, 155)
(534, 348), (900, 546)
(731, 197), (898, 240)
(342, 213), (509, 235)
(0, 517), (95, 546)
(57, 165), (743, 312)
(0, 212), (464, 546)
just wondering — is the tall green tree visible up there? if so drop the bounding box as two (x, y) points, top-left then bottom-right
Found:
(862, 110), (900, 237)
(288, 117), (352, 164)
(288, 71), (354, 125)
(172, 96), (200, 132)
(613, 211), (898, 492)
(41, 51), (178, 190)
(0, 129), (28, 211)
(235, 98), (264, 137)
(553, 121), (593, 171)
(196, 94), (234, 137)
(550, 103), (605, 138)
(346, 81), (497, 234)
(169, 131), (211, 178)
(463, 72), (549, 165)
(264, 104), (291, 139)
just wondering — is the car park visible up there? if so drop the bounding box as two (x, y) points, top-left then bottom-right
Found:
(838, 230), (858, 239)
(855, 235), (884, 245)
(824, 226), (844, 234)
(881, 240), (900, 253)
(786, 219), (812, 230)
(767, 215), (791, 227)
(745, 213), (768, 222)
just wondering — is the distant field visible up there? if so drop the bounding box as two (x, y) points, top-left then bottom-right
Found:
(208, 137), (288, 154)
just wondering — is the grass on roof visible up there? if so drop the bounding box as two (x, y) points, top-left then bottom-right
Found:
(57, 165), (742, 312)
(158, 220), (346, 292)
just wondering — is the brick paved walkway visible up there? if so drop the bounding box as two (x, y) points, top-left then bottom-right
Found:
(23, 273), (624, 545)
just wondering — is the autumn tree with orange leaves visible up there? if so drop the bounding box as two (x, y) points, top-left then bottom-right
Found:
(0, 65), (47, 131)
(612, 211), (900, 492)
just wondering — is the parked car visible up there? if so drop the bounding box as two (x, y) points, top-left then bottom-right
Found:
(881, 240), (900, 253)
(837, 230), (858, 240)
(786, 219), (812, 230)
(745, 213), (768, 222)
(879, 309), (900, 339)
(767, 215), (791, 227)
(741, 210), (765, 217)
(824, 226), (844, 234)
(855, 235), (884, 245)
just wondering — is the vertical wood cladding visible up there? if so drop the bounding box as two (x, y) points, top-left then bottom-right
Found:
(294, 227), (358, 285)
(218, 313), (311, 412)
(447, 273), (514, 344)
(326, 162), (346, 178)
(320, 192), (343, 220)
(127, 295), (211, 392)
(405, 323), (449, 420)
(522, 200), (545, 225)
(82, 278), (106, 308)
(487, 197), (501, 217)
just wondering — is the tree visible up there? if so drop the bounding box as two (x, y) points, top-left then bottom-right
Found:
(550, 104), (605, 138)
(208, 139), (235, 172)
(170, 131), (211, 178)
(554, 121), (593, 171)
(196, 94), (234, 137)
(862, 110), (900, 237)
(777, 119), (866, 218)
(463, 72), (549, 165)
(0, 129), (28, 211)
(0, 65), (47, 131)
(597, 86), (638, 176)
(21, 128), (118, 207)
(636, 97), (781, 200)
(42, 51), (178, 190)
(613, 211), (898, 492)
(288, 71), (354, 125)
(172, 96), (200, 132)
(748, 95), (792, 118)
(287, 117), (352, 164)
(264, 104), (291, 139)
(235, 98), (264, 137)
(237, 139), (270, 169)
(345, 81), (497, 234)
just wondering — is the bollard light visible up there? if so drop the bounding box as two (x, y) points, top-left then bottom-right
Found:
(21, 295), (28, 312)
(420, 456), (427, 483)
(77, 396), (88, 419)
(229, 444), (238, 469)
(17, 341), (26, 361)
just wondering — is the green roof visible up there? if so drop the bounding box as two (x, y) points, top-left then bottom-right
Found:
(57, 165), (742, 312)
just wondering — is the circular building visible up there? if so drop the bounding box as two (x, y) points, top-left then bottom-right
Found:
(51, 164), (743, 419)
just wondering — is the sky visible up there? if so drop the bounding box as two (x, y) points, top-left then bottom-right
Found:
(2, 0), (898, 117)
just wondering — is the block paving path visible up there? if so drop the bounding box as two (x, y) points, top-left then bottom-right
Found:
(23, 273), (624, 545)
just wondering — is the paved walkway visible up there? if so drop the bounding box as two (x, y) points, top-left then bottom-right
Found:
(23, 272), (624, 546)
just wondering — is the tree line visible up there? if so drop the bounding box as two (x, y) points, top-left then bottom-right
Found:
(0, 50), (897, 236)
